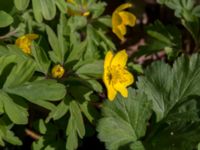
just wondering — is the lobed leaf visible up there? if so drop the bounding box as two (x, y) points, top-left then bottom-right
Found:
(97, 88), (151, 150)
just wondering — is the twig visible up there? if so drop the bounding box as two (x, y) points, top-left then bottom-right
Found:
(0, 29), (18, 40)
(25, 128), (41, 140)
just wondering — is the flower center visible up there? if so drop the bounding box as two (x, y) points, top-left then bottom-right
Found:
(108, 65), (128, 85)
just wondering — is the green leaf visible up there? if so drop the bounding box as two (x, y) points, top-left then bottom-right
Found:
(138, 54), (200, 121)
(198, 143), (200, 150)
(32, 100), (56, 111)
(192, 5), (200, 17)
(145, 122), (200, 150)
(32, 0), (43, 23)
(0, 11), (13, 28)
(181, 19), (200, 45)
(40, 0), (56, 20)
(57, 14), (69, 63)
(46, 97), (69, 122)
(68, 16), (87, 31)
(3, 59), (36, 88)
(69, 101), (85, 138)
(0, 55), (27, 88)
(0, 91), (28, 124)
(0, 55), (17, 76)
(69, 85), (92, 103)
(138, 61), (171, 121)
(76, 60), (103, 78)
(32, 43), (50, 74)
(6, 45), (30, 60)
(97, 16), (112, 27)
(65, 41), (86, 64)
(128, 63), (144, 74)
(46, 25), (62, 63)
(95, 29), (116, 50)
(32, 137), (44, 150)
(55, 0), (68, 13)
(80, 101), (99, 123)
(147, 30), (171, 45)
(0, 117), (22, 146)
(37, 119), (47, 134)
(66, 116), (78, 150)
(2, 128), (23, 145)
(14, 0), (30, 11)
(90, 1), (106, 18)
(0, 46), (9, 56)
(6, 79), (66, 102)
(87, 79), (103, 93)
(130, 141), (145, 150)
(137, 20), (181, 57)
(157, 0), (196, 21)
(97, 88), (151, 150)
(84, 25), (100, 59)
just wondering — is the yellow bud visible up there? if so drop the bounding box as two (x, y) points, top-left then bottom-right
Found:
(52, 64), (65, 78)
(83, 11), (90, 17)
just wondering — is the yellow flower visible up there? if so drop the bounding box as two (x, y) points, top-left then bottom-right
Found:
(112, 3), (136, 41)
(103, 50), (134, 101)
(52, 64), (65, 78)
(67, 0), (75, 3)
(15, 34), (38, 54)
(66, 0), (90, 17)
(82, 11), (90, 17)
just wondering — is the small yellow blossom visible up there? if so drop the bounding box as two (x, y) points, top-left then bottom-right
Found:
(67, 0), (75, 3)
(15, 34), (38, 54)
(112, 3), (136, 41)
(82, 11), (90, 17)
(66, 0), (90, 17)
(52, 64), (65, 78)
(103, 50), (134, 101)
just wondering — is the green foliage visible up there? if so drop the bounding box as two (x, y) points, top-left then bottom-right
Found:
(157, 0), (196, 21)
(138, 54), (200, 121)
(97, 88), (151, 150)
(14, 0), (30, 11)
(0, 117), (22, 146)
(137, 20), (181, 58)
(156, 0), (200, 49)
(98, 54), (200, 150)
(0, 11), (13, 28)
(136, 54), (200, 149)
(1, 0), (200, 149)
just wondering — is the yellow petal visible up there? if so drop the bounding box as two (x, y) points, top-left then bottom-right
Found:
(26, 34), (39, 40)
(112, 13), (125, 40)
(119, 11), (136, 27)
(112, 26), (125, 41)
(103, 51), (117, 101)
(112, 13), (122, 28)
(122, 69), (134, 86)
(103, 51), (113, 70)
(113, 82), (128, 98)
(115, 3), (133, 13)
(113, 68), (133, 98)
(15, 36), (23, 46)
(117, 24), (126, 36)
(107, 83), (117, 101)
(111, 50), (128, 67)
